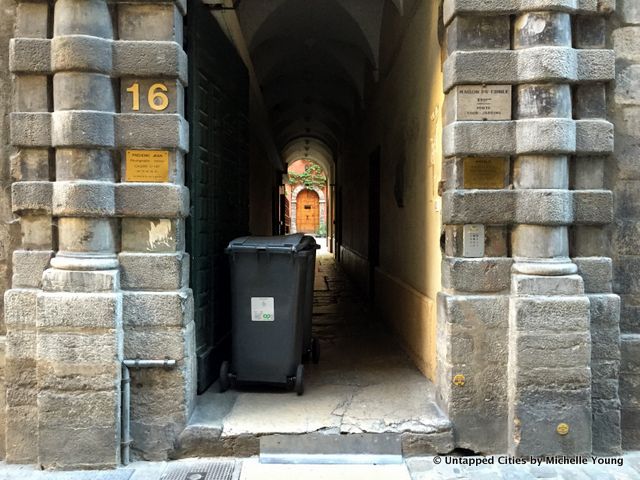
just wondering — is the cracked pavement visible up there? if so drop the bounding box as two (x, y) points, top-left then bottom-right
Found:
(187, 251), (451, 438)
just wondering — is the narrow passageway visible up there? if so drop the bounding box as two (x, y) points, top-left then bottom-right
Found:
(180, 252), (451, 455)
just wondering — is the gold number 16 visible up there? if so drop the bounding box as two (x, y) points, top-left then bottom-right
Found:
(126, 82), (169, 111)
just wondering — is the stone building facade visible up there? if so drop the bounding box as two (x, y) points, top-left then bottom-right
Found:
(0, 0), (637, 470)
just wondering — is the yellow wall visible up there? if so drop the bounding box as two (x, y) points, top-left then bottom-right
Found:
(340, 0), (444, 380)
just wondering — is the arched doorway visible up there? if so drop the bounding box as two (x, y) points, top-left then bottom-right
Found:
(296, 189), (320, 233)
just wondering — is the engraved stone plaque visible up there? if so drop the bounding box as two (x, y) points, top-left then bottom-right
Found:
(125, 150), (170, 182)
(463, 157), (507, 189)
(456, 85), (512, 121)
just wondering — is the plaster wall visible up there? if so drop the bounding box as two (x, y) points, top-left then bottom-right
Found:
(248, 130), (277, 236)
(339, 0), (443, 379)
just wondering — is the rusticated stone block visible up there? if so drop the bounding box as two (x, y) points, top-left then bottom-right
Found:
(592, 398), (622, 455)
(116, 184), (189, 218)
(511, 274), (584, 296)
(446, 15), (510, 55)
(4, 288), (38, 328)
(436, 293), (510, 453)
(52, 181), (115, 217)
(116, 114), (189, 151)
(443, 190), (515, 225)
(12, 250), (53, 288)
(9, 38), (51, 74)
(123, 290), (193, 327)
(573, 257), (613, 293)
(516, 332), (591, 369)
(443, 0), (615, 25)
(444, 49), (614, 92)
(38, 292), (121, 330)
(125, 321), (194, 360)
(509, 398), (592, 457)
(5, 405), (38, 463)
(10, 112), (52, 147)
(442, 257), (512, 293)
(575, 120), (614, 155)
(51, 35), (112, 74)
(119, 252), (189, 291)
(12, 181), (52, 214)
(113, 41), (188, 84)
(573, 190), (613, 225)
(118, 4), (184, 43)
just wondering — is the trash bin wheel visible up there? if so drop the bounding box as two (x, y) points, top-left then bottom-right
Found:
(219, 361), (230, 393)
(295, 364), (304, 396)
(311, 336), (320, 364)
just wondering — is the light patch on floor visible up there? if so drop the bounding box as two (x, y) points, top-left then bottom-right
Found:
(239, 458), (411, 480)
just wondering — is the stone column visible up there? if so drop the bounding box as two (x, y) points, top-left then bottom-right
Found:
(508, 11), (592, 456)
(36, 0), (123, 469)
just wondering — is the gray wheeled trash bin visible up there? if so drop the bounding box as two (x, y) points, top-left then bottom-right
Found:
(220, 234), (317, 395)
(299, 238), (320, 364)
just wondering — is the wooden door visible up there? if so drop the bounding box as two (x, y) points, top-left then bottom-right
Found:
(186, 0), (249, 393)
(296, 190), (320, 233)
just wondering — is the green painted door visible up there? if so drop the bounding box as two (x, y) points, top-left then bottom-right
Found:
(186, 1), (250, 394)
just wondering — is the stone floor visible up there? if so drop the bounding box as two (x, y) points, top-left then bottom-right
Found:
(176, 251), (451, 456)
(2, 454), (639, 480)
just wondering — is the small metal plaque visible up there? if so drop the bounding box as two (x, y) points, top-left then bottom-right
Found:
(456, 85), (512, 121)
(251, 297), (275, 322)
(125, 150), (170, 183)
(463, 157), (506, 189)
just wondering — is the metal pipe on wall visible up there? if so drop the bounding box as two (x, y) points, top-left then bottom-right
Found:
(121, 359), (177, 465)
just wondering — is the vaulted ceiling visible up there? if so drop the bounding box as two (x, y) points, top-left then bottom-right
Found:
(237, 0), (400, 164)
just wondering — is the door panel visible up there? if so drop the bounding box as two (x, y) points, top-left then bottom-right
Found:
(186, 0), (249, 393)
(296, 189), (320, 233)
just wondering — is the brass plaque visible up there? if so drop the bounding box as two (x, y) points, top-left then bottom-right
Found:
(453, 374), (465, 387)
(125, 150), (169, 183)
(556, 423), (570, 436)
(456, 85), (512, 121)
(463, 157), (506, 189)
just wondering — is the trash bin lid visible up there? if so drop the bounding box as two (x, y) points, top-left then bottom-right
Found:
(226, 234), (318, 254)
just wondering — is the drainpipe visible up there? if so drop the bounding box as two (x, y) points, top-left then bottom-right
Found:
(121, 359), (177, 465)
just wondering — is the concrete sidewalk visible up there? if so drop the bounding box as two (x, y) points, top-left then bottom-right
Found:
(1, 454), (639, 480)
